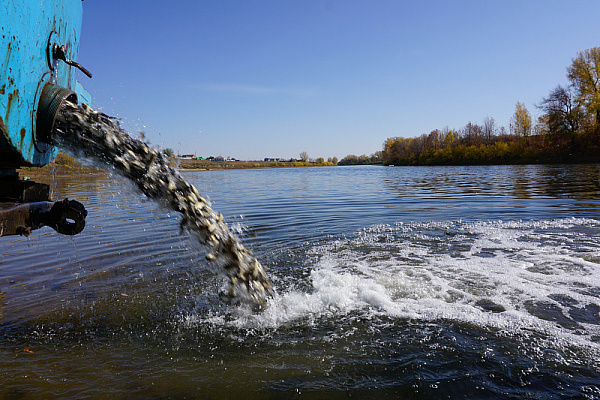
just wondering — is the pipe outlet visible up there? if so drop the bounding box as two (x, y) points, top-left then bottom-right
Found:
(36, 83), (78, 144)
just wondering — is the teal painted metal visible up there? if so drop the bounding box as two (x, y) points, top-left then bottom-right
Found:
(1, 0), (90, 169)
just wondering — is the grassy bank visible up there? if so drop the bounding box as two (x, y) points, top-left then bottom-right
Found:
(176, 158), (335, 170)
(17, 152), (104, 180)
(16, 152), (336, 180)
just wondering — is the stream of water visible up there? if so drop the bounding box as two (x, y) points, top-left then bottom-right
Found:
(52, 101), (274, 308)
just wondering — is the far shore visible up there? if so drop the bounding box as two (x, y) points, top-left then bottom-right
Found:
(175, 158), (337, 171)
(17, 153), (600, 182)
(15, 155), (340, 181)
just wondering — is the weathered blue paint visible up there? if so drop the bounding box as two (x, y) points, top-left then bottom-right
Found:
(1, 0), (90, 168)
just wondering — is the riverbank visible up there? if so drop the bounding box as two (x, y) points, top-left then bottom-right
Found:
(16, 151), (104, 182)
(15, 154), (337, 182)
(17, 153), (336, 177)
(176, 158), (335, 171)
(382, 133), (600, 167)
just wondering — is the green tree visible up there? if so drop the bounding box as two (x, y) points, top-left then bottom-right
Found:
(567, 47), (600, 125)
(339, 154), (359, 165)
(370, 151), (383, 164)
(510, 101), (532, 138)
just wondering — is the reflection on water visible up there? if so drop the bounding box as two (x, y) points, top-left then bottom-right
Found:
(1, 164), (600, 399)
(381, 163), (600, 200)
(381, 164), (600, 220)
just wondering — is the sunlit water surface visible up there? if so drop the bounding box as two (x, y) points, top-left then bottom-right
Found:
(1, 164), (600, 399)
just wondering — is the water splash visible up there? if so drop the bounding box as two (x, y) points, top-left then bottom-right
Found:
(52, 101), (274, 308)
(185, 218), (600, 356)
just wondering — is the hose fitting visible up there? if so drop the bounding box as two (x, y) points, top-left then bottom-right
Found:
(36, 83), (78, 144)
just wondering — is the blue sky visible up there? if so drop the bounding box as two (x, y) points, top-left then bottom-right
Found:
(77, 1), (599, 160)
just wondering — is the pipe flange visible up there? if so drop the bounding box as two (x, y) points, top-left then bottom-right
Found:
(36, 83), (78, 144)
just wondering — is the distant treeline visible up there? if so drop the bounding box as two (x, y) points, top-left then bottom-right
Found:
(338, 152), (383, 165)
(345, 47), (600, 166)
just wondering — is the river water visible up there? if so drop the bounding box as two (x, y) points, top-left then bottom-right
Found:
(1, 164), (600, 399)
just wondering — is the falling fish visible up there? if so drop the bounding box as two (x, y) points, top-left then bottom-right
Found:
(53, 101), (275, 308)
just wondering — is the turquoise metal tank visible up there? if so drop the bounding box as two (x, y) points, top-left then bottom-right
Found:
(1, 0), (91, 169)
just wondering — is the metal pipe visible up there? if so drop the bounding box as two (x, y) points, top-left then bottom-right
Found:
(36, 84), (78, 145)
(0, 199), (87, 237)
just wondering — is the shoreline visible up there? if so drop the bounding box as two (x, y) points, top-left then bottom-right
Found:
(175, 159), (336, 171)
(15, 158), (338, 180)
(16, 155), (600, 180)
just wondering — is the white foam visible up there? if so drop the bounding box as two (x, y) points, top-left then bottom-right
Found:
(182, 218), (600, 351)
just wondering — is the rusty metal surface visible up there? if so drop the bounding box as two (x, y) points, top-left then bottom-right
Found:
(0, 174), (87, 236)
(0, 201), (53, 237)
(0, 199), (87, 237)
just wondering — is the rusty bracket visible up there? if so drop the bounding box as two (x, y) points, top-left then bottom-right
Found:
(0, 199), (87, 237)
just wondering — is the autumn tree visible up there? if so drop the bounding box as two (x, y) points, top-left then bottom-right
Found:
(567, 47), (600, 125)
(425, 129), (441, 151)
(534, 115), (550, 136)
(443, 130), (455, 148)
(340, 154), (359, 165)
(482, 116), (496, 143)
(510, 101), (532, 138)
(538, 85), (581, 140)
(371, 151), (383, 163)
(300, 151), (309, 162)
(462, 122), (483, 145)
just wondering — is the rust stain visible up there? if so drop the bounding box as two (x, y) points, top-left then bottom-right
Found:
(20, 127), (26, 142)
(0, 115), (4, 134)
(0, 84), (5, 95)
(3, 90), (19, 147)
(6, 89), (19, 117)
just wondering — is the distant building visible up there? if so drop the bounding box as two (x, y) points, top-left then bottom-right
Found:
(179, 154), (195, 159)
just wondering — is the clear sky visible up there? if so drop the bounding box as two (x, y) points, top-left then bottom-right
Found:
(77, 1), (599, 161)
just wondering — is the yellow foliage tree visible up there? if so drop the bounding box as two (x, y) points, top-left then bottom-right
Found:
(567, 47), (600, 125)
(510, 101), (532, 138)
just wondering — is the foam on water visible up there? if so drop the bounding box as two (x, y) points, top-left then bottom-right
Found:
(185, 217), (600, 353)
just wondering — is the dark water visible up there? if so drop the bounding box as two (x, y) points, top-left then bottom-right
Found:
(1, 164), (600, 399)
